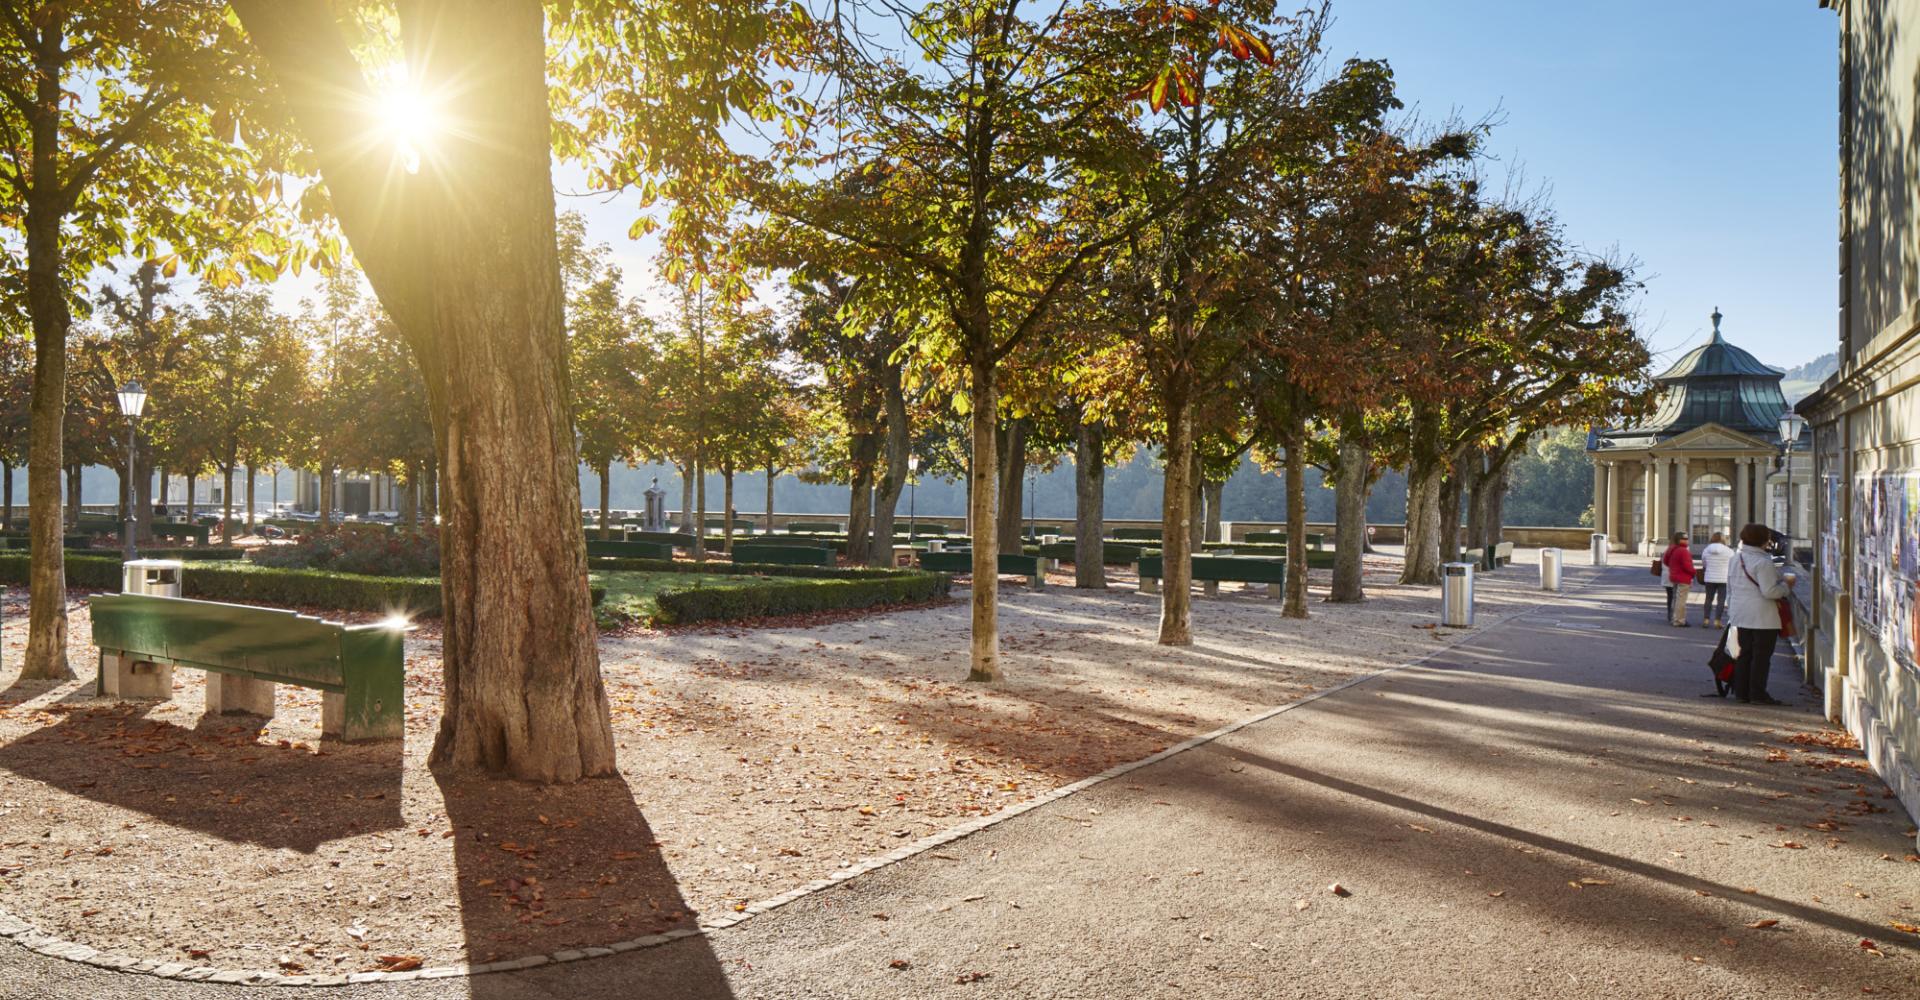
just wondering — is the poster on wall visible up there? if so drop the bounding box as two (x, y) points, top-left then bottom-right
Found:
(1894, 581), (1916, 668)
(1821, 473), (1843, 590)
(1855, 472), (1880, 637)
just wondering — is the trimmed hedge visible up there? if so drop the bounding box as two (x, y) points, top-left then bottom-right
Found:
(1032, 541), (1154, 565)
(0, 554), (601, 618)
(651, 572), (949, 625)
(586, 555), (925, 582)
(586, 539), (677, 560)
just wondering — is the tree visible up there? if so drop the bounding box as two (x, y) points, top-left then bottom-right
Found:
(1, 2), (279, 679)
(0, 334), (30, 524)
(562, 215), (648, 542)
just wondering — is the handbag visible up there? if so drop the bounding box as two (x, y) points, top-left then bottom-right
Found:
(1650, 558), (1661, 577)
(1739, 556), (1797, 639)
(1705, 627), (1738, 697)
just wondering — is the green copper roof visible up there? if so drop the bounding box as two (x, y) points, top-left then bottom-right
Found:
(1593, 309), (1793, 449)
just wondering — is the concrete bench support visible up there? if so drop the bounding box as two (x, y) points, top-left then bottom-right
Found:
(1139, 575), (1160, 595)
(206, 672), (276, 718)
(102, 653), (172, 700)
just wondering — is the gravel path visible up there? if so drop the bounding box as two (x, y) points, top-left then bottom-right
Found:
(5, 561), (1918, 998)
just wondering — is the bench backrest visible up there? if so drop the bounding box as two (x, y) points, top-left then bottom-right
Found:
(786, 521), (843, 533)
(88, 593), (363, 689)
(587, 539), (676, 560)
(1034, 541), (1151, 564)
(918, 551), (1038, 575)
(733, 544), (834, 566)
(1112, 528), (1163, 541)
(1138, 555), (1286, 583)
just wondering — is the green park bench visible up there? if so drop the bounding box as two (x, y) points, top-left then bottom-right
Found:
(786, 521), (844, 534)
(906, 523), (950, 536)
(587, 539), (676, 560)
(918, 549), (1045, 590)
(1462, 542), (1514, 571)
(1137, 554), (1286, 599)
(624, 529), (694, 549)
(732, 543), (836, 567)
(150, 521), (211, 545)
(1033, 540), (1152, 566)
(742, 535), (833, 549)
(1244, 531), (1328, 550)
(87, 593), (404, 742)
(1112, 527), (1163, 542)
(704, 517), (758, 533)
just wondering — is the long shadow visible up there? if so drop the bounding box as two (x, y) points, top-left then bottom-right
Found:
(0, 702), (402, 851)
(1214, 744), (1920, 955)
(439, 769), (736, 999)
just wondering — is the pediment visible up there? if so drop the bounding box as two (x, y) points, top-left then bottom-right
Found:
(1653, 422), (1775, 454)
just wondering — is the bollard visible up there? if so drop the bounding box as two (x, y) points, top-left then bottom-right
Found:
(1540, 547), (1562, 591)
(1442, 562), (1475, 627)
(1590, 532), (1609, 567)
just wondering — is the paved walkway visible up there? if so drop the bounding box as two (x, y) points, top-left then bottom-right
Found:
(4, 565), (1917, 998)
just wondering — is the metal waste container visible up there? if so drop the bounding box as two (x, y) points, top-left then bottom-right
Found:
(122, 558), (183, 597)
(926, 539), (946, 554)
(1540, 547), (1562, 591)
(1590, 532), (1609, 567)
(1442, 562), (1474, 627)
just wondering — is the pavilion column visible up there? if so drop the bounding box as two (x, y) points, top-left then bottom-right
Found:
(1733, 459), (1750, 536)
(1605, 463), (1622, 550)
(1592, 461), (1609, 536)
(1652, 458), (1671, 547)
(1752, 457), (1770, 528)
(1673, 457), (1691, 537)
(1642, 460), (1657, 554)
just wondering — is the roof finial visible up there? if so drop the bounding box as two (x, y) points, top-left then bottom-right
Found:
(1710, 307), (1723, 343)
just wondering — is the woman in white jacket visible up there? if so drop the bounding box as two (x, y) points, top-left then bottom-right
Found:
(1725, 523), (1797, 705)
(1699, 533), (1736, 628)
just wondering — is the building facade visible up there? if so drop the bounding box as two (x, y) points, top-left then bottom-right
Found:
(1799, 0), (1920, 846)
(1588, 310), (1809, 555)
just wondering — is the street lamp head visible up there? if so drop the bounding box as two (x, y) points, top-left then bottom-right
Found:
(117, 380), (147, 419)
(1777, 410), (1807, 449)
(907, 454), (920, 473)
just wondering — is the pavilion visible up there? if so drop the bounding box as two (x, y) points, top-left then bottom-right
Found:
(1588, 309), (1810, 554)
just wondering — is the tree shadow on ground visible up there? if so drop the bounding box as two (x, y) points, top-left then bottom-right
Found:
(0, 701), (403, 852)
(437, 768), (737, 999)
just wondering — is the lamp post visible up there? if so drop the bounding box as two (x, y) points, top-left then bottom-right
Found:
(116, 380), (148, 562)
(1777, 408), (1808, 565)
(907, 454), (920, 541)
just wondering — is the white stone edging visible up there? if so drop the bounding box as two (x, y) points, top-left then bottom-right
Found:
(0, 569), (1601, 987)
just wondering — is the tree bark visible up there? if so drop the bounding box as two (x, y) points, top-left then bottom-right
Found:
(245, 463), (257, 535)
(1399, 457), (1445, 586)
(764, 464), (776, 535)
(318, 465), (334, 530)
(1072, 418), (1106, 589)
(3, 460), (12, 526)
(1203, 480), (1224, 544)
(1488, 460), (1510, 543)
(235, 0), (613, 782)
(967, 360), (1000, 681)
(1158, 389), (1195, 645)
(65, 464), (82, 529)
(721, 467), (735, 554)
(846, 432), (878, 565)
(1330, 430), (1369, 603)
(135, 448), (154, 542)
(996, 417), (1027, 556)
(1283, 430), (1309, 619)
(1439, 454), (1466, 565)
(692, 451), (707, 562)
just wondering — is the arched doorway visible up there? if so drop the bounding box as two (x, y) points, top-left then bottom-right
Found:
(1689, 473), (1733, 543)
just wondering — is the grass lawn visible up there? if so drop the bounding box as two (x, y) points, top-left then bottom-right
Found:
(591, 569), (816, 625)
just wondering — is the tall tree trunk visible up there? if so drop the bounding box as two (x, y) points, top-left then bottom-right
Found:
(1283, 429), (1309, 619)
(236, 0), (613, 781)
(967, 358), (1000, 681)
(318, 465), (334, 530)
(1330, 429), (1369, 603)
(676, 460), (692, 533)
(764, 463), (776, 534)
(721, 467), (735, 554)
(135, 451), (154, 542)
(245, 462), (258, 535)
(870, 376), (909, 567)
(65, 464), (82, 529)
(21, 10), (72, 680)
(1439, 454), (1466, 565)
(221, 462), (237, 543)
(1399, 457), (1445, 586)
(1204, 479), (1224, 544)
(186, 470), (197, 522)
(692, 451), (707, 561)
(1158, 388), (1195, 646)
(996, 417), (1027, 556)
(3, 460), (12, 526)
(1488, 458), (1510, 543)
(1073, 418), (1107, 589)
(597, 460), (612, 541)
(846, 433), (878, 564)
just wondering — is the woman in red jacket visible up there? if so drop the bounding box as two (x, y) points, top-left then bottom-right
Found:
(1663, 531), (1696, 627)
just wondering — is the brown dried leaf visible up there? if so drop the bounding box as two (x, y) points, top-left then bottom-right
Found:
(1746, 919), (1778, 929)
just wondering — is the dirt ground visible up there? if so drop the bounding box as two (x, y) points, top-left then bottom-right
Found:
(0, 553), (1571, 973)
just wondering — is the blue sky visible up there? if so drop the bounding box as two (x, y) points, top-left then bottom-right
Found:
(1319, 1), (1838, 372)
(271, 1), (1842, 374)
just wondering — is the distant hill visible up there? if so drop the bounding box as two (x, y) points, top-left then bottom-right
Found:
(1779, 352), (1838, 404)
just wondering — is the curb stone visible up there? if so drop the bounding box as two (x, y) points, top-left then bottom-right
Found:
(0, 567), (1601, 987)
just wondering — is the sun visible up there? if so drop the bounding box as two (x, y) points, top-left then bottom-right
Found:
(370, 71), (446, 174)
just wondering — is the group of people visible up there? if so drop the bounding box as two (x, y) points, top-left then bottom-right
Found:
(1659, 523), (1796, 705)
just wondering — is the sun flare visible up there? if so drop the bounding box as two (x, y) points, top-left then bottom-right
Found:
(371, 72), (445, 173)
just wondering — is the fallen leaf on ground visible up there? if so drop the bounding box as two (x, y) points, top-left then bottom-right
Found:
(955, 971), (990, 983)
(378, 955), (423, 972)
(1889, 921), (1920, 935)
(1328, 884), (1351, 897)
(1746, 919), (1778, 929)
(887, 959), (910, 971)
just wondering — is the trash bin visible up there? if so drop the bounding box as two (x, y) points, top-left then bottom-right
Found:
(122, 558), (183, 597)
(1442, 562), (1474, 627)
(1590, 532), (1609, 567)
(926, 539), (946, 554)
(1540, 547), (1562, 592)
(1040, 534), (1060, 546)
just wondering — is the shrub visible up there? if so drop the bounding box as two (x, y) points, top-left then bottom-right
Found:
(587, 556), (921, 581)
(651, 572), (949, 625)
(251, 528), (441, 577)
